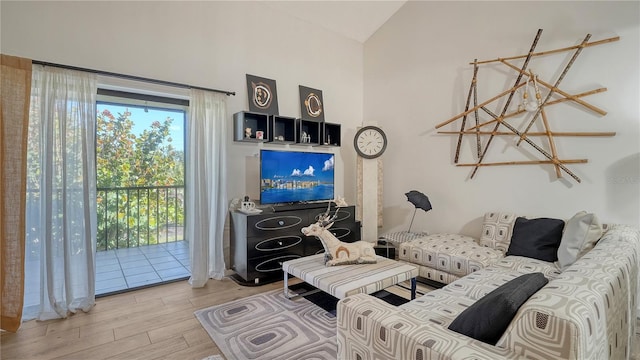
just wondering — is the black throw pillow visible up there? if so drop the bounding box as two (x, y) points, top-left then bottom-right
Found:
(448, 272), (548, 345)
(506, 217), (565, 262)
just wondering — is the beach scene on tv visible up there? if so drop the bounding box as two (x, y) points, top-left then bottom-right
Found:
(260, 150), (335, 205)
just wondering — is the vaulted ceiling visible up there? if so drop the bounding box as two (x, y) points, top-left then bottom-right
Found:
(263, 1), (407, 43)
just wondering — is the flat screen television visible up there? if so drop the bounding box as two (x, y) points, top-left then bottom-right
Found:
(260, 149), (335, 205)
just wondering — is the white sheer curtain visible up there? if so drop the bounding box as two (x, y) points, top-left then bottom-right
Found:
(23, 65), (97, 320)
(186, 89), (227, 287)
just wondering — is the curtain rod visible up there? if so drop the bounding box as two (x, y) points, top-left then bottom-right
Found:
(31, 60), (236, 96)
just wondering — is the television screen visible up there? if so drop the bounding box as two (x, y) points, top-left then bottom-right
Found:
(260, 149), (335, 205)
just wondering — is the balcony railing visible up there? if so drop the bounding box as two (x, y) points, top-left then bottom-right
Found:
(24, 184), (185, 259)
(97, 185), (185, 251)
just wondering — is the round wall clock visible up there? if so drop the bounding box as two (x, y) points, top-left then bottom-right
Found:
(354, 125), (387, 159)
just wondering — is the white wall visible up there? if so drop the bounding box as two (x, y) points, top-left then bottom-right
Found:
(365, 1), (640, 236)
(3, 1), (638, 243)
(1, 1), (366, 263)
(0, 1), (364, 204)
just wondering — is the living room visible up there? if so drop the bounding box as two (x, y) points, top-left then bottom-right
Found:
(1, 1), (639, 359)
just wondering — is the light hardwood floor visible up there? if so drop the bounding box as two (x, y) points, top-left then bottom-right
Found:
(10, 278), (632, 360)
(1, 278), (287, 360)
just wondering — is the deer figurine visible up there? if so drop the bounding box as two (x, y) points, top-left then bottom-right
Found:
(301, 197), (377, 266)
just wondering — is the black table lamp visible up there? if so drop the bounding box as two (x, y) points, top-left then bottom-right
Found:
(405, 190), (432, 233)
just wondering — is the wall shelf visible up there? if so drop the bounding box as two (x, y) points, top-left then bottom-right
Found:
(294, 119), (321, 146)
(318, 122), (341, 147)
(233, 111), (269, 142)
(269, 115), (297, 144)
(233, 111), (340, 147)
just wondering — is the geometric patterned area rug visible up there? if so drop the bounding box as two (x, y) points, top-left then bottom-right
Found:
(195, 287), (338, 360)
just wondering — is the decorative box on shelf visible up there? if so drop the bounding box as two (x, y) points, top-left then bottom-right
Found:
(294, 119), (321, 146)
(269, 115), (297, 144)
(319, 122), (341, 147)
(232, 111), (341, 147)
(233, 111), (269, 142)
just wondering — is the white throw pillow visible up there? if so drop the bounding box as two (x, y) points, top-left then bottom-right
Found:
(556, 211), (603, 270)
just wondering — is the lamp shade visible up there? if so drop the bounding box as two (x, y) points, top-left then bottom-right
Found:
(405, 190), (432, 212)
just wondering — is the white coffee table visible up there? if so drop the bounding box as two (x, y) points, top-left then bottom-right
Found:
(282, 254), (418, 300)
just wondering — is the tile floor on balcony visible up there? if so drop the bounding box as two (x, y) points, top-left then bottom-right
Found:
(95, 240), (190, 296)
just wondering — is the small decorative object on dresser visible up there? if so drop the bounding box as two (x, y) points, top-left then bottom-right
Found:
(301, 196), (376, 266)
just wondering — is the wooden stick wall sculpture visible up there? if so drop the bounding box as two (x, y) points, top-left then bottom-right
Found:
(436, 29), (619, 183)
(470, 29), (543, 180)
(455, 59), (480, 163)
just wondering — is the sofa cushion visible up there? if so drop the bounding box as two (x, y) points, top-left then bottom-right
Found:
(447, 272), (548, 345)
(556, 211), (603, 270)
(399, 233), (501, 279)
(506, 217), (564, 262)
(442, 256), (561, 302)
(479, 212), (518, 253)
(380, 231), (429, 245)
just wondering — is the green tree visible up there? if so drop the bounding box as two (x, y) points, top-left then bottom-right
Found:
(96, 108), (184, 251)
(96, 108), (136, 188)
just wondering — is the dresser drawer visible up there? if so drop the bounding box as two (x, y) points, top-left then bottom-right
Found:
(247, 236), (305, 258)
(306, 222), (360, 241)
(305, 238), (325, 255)
(231, 205), (361, 283)
(247, 253), (302, 278)
(309, 206), (355, 224)
(303, 221), (362, 255)
(340, 221), (361, 242)
(326, 226), (354, 241)
(247, 215), (305, 237)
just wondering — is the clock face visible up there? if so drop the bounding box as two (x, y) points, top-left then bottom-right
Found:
(354, 126), (387, 159)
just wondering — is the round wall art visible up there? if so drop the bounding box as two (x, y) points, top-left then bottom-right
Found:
(304, 92), (323, 118)
(299, 85), (325, 122)
(246, 74), (279, 115)
(252, 82), (272, 109)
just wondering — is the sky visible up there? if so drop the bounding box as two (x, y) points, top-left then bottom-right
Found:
(261, 150), (334, 182)
(96, 103), (185, 151)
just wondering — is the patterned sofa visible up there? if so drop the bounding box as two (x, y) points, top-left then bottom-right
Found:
(337, 223), (640, 359)
(398, 212), (518, 285)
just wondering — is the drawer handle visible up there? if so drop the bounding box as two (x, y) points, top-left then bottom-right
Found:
(278, 220), (285, 226)
(278, 241), (283, 246)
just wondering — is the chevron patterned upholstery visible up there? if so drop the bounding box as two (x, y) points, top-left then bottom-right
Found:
(337, 224), (639, 360)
